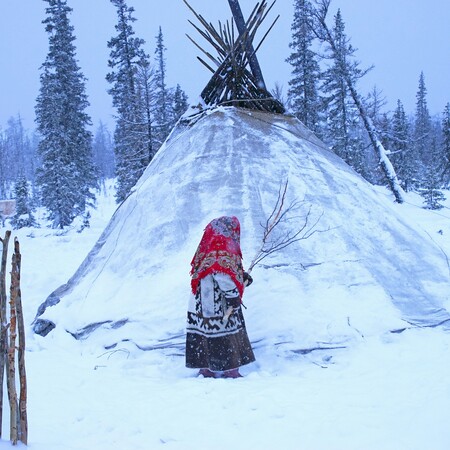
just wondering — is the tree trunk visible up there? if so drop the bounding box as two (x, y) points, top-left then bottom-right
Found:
(346, 80), (405, 203)
(0, 231), (11, 438)
(8, 241), (19, 445)
(14, 238), (27, 445)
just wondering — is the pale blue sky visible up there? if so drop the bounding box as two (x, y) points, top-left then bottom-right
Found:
(0, 0), (449, 131)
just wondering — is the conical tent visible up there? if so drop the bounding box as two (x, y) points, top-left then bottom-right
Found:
(33, 107), (450, 353)
(33, 1), (450, 351)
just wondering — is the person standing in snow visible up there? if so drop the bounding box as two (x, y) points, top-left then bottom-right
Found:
(186, 215), (255, 378)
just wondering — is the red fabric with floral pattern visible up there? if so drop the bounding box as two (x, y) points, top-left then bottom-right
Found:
(190, 216), (245, 297)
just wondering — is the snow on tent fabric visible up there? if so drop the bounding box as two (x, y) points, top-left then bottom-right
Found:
(32, 106), (450, 355)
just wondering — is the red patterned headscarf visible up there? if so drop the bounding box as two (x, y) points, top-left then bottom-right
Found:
(190, 216), (245, 297)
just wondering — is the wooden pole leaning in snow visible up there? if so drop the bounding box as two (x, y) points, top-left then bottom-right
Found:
(0, 231), (11, 439)
(12, 238), (27, 445)
(8, 238), (19, 445)
(0, 233), (27, 446)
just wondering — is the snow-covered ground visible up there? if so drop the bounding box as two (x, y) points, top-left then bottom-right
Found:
(0, 180), (449, 450)
(2, 106), (450, 449)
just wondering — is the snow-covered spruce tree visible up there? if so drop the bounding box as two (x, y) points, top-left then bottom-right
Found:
(286, 0), (323, 136)
(0, 116), (37, 198)
(365, 86), (388, 142)
(377, 112), (391, 158)
(171, 84), (189, 125)
(35, 0), (96, 228)
(11, 176), (36, 229)
(420, 134), (446, 210)
(107, 0), (150, 203)
(413, 72), (432, 177)
(441, 103), (450, 186)
(92, 121), (115, 182)
(0, 124), (13, 198)
(29, 132), (41, 203)
(359, 87), (388, 184)
(152, 27), (172, 150)
(320, 9), (365, 172)
(311, 0), (404, 203)
(390, 100), (416, 192)
(135, 58), (156, 163)
(271, 82), (287, 106)
(4, 117), (26, 188)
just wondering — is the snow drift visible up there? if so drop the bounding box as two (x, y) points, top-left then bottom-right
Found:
(33, 107), (450, 352)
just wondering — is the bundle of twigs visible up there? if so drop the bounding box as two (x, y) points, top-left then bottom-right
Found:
(247, 180), (323, 274)
(224, 180), (323, 321)
(184, 0), (285, 114)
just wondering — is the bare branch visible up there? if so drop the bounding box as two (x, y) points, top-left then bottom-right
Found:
(247, 180), (325, 273)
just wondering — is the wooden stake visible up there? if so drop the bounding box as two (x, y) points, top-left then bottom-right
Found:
(0, 231), (11, 438)
(8, 240), (19, 445)
(14, 238), (27, 445)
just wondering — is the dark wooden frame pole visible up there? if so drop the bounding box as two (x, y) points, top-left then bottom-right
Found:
(227, 0), (267, 90)
(0, 231), (11, 438)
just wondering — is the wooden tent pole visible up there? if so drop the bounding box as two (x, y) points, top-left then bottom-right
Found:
(227, 0), (267, 89)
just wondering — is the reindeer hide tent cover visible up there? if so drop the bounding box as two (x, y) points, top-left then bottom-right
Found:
(33, 107), (450, 351)
(33, 1), (449, 350)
